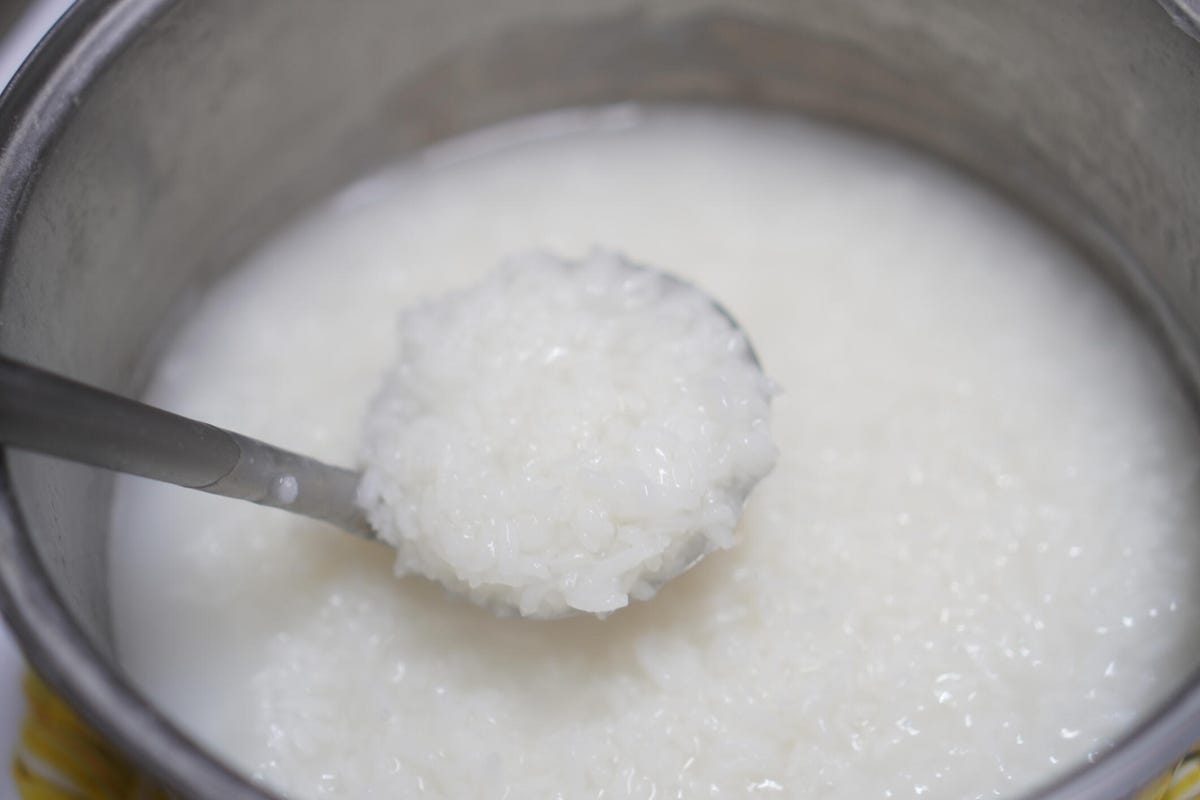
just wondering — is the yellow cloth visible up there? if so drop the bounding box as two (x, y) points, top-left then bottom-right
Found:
(11, 671), (1200, 799)
(1162, 751), (1200, 800)
(13, 674), (168, 800)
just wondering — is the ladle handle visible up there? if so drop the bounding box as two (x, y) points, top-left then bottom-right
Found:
(0, 355), (372, 538)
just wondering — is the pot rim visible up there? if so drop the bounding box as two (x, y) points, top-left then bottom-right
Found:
(0, 4), (287, 797)
(1, 2), (1199, 799)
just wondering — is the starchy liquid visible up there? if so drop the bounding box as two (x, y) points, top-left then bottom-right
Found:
(111, 107), (1200, 799)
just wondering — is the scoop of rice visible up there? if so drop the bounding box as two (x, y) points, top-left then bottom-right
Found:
(358, 250), (777, 618)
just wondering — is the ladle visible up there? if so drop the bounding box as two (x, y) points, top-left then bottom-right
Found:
(0, 274), (760, 620)
(0, 268), (759, 553)
(0, 354), (372, 537)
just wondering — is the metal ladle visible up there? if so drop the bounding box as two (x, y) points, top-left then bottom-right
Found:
(0, 354), (373, 538)
(2, 351), (696, 620)
(0, 273), (760, 554)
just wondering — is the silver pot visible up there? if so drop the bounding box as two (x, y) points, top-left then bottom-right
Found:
(3, 1), (1200, 797)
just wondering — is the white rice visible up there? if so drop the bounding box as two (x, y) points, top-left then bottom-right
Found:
(358, 250), (777, 618)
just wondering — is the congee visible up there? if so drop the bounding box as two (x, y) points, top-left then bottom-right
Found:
(110, 107), (1200, 799)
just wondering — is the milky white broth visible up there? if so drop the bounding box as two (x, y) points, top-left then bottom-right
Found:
(110, 106), (1200, 799)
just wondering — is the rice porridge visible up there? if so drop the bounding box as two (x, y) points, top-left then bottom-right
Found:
(359, 249), (777, 620)
(110, 107), (1200, 799)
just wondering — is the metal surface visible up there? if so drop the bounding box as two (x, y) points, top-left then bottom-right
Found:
(0, 2), (33, 43)
(1160, 0), (1200, 40)
(1, 0), (1200, 799)
(0, 355), (371, 537)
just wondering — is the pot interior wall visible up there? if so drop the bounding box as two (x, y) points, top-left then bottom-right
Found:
(1, 0), (1199, 780)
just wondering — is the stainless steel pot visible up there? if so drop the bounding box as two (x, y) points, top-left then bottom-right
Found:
(3, 1), (1200, 797)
